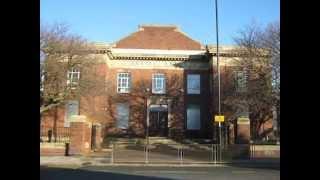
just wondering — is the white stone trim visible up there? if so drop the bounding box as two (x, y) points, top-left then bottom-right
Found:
(106, 59), (209, 70)
(70, 115), (87, 123)
(111, 48), (206, 55)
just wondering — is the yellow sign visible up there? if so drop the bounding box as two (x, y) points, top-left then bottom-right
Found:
(214, 115), (225, 122)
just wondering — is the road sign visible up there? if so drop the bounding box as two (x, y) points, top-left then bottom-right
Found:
(215, 115), (224, 122)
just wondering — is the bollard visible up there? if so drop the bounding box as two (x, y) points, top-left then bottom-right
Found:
(145, 145), (149, 164)
(219, 144), (222, 162)
(65, 143), (69, 156)
(179, 145), (183, 165)
(48, 129), (52, 143)
(211, 144), (213, 162)
(111, 143), (114, 164)
(177, 147), (180, 162)
(214, 144), (217, 164)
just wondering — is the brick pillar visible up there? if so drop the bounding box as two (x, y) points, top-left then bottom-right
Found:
(69, 115), (92, 155)
(236, 117), (250, 144)
(92, 123), (102, 150)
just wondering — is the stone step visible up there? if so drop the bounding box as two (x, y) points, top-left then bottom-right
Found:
(102, 137), (180, 148)
(102, 138), (217, 150)
(104, 137), (177, 143)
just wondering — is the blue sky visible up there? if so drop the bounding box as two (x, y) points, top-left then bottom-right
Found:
(40, 0), (279, 45)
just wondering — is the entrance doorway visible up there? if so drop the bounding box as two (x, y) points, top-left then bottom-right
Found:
(149, 105), (168, 137)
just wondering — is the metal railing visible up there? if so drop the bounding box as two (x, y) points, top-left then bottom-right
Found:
(109, 142), (228, 164)
(40, 126), (70, 143)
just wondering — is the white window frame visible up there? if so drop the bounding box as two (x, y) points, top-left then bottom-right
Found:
(64, 100), (79, 127)
(117, 73), (131, 93)
(116, 103), (129, 129)
(187, 74), (201, 94)
(67, 67), (80, 88)
(40, 69), (45, 92)
(152, 73), (166, 94)
(235, 70), (247, 92)
(187, 104), (201, 130)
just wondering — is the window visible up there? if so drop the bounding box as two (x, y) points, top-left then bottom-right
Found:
(65, 100), (79, 127)
(40, 68), (45, 92)
(116, 103), (129, 129)
(67, 67), (80, 88)
(187, 104), (200, 130)
(187, 74), (200, 94)
(117, 73), (131, 93)
(235, 71), (247, 92)
(152, 74), (166, 94)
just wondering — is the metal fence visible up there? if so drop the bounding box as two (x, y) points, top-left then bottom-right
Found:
(110, 142), (231, 164)
(40, 126), (70, 143)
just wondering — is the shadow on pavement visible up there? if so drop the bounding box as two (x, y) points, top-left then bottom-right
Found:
(226, 158), (280, 170)
(40, 166), (173, 180)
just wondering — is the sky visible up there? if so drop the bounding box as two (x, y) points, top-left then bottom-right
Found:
(40, 0), (279, 45)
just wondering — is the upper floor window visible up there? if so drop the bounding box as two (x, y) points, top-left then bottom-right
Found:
(117, 73), (131, 93)
(152, 74), (166, 94)
(67, 67), (80, 88)
(235, 71), (247, 92)
(187, 74), (200, 94)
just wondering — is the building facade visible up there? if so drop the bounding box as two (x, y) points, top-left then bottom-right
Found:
(41, 24), (275, 141)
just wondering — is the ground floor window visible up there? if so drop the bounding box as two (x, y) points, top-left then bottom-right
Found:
(116, 103), (129, 129)
(187, 104), (200, 130)
(65, 100), (79, 127)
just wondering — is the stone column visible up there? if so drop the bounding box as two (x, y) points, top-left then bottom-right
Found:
(69, 115), (92, 155)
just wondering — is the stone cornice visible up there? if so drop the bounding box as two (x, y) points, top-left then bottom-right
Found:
(111, 56), (190, 61)
(106, 48), (208, 61)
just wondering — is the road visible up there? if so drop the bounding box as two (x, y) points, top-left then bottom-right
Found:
(40, 165), (280, 180)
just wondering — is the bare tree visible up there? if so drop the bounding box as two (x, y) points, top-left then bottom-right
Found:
(223, 21), (280, 140)
(40, 22), (100, 114)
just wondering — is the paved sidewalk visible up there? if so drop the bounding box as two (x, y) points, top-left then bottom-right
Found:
(40, 155), (279, 168)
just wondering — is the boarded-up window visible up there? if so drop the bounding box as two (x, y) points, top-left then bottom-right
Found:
(65, 100), (79, 127)
(116, 103), (129, 129)
(187, 104), (200, 130)
(187, 74), (200, 94)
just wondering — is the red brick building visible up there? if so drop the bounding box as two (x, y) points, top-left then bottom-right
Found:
(41, 24), (275, 142)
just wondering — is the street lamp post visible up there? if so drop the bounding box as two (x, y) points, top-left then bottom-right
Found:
(214, 0), (222, 161)
(145, 88), (150, 163)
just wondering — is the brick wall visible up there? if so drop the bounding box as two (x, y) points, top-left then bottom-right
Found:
(103, 67), (211, 138)
(69, 119), (92, 155)
(41, 64), (212, 139)
(40, 143), (66, 156)
(41, 106), (66, 128)
(250, 145), (280, 158)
